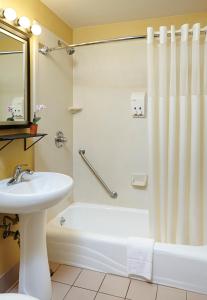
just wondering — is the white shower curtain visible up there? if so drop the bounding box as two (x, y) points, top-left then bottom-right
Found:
(147, 24), (207, 245)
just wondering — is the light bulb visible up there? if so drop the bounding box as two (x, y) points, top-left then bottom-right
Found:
(3, 8), (17, 21)
(31, 23), (42, 36)
(18, 16), (31, 29)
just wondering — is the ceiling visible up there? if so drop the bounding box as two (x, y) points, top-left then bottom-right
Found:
(41, 0), (207, 28)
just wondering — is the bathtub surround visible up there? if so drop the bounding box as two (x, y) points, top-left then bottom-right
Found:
(73, 39), (148, 209)
(147, 23), (207, 245)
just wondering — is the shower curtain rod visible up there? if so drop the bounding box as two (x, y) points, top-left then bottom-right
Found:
(0, 50), (23, 55)
(43, 27), (207, 53)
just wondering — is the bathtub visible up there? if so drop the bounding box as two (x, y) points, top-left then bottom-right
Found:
(47, 202), (207, 294)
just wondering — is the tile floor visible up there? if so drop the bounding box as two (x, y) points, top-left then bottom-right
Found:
(10, 262), (207, 300)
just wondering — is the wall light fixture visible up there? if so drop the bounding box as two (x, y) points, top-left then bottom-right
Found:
(0, 7), (42, 36)
(1, 8), (17, 22)
(18, 16), (31, 29)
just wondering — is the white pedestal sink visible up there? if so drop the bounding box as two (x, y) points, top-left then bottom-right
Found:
(0, 172), (73, 300)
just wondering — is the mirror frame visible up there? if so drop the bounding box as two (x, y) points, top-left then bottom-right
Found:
(0, 20), (30, 129)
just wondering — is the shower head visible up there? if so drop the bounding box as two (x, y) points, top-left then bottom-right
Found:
(58, 40), (75, 55)
(39, 41), (75, 56)
(66, 47), (75, 55)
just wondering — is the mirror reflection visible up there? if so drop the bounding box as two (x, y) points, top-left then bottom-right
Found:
(0, 26), (29, 127)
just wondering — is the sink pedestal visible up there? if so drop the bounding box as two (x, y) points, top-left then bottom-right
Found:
(0, 172), (73, 299)
(19, 211), (52, 300)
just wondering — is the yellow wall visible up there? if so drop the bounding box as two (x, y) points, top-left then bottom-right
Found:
(73, 11), (207, 43)
(0, 130), (33, 276)
(0, 0), (72, 278)
(0, 0), (73, 43)
(0, 37), (22, 51)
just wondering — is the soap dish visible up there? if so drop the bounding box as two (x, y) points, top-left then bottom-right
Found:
(131, 174), (148, 187)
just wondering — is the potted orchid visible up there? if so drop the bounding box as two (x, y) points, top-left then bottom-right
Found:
(30, 104), (46, 135)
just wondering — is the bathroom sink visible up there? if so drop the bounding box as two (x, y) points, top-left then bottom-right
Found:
(0, 172), (73, 214)
(0, 172), (73, 300)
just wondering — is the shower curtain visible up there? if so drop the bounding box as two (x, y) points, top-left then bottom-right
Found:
(147, 24), (207, 245)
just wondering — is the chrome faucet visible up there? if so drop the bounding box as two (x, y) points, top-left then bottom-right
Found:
(7, 164), (34, 186)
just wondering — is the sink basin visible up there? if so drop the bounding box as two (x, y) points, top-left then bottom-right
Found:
(0, 172), (73, 300)
(0, 172), (73, 214)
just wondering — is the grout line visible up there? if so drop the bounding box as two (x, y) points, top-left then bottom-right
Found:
(72, 268), (84, 286)
(51, 280), (72, 287)
(62, 284), (72, 300)
(63, 285), (98, 299)
(62, 265), (84, 300)
(53, 264), (83, 283)
(51, 279), (71, 285)
(94, 273), (107, 299)
(70, 285), (105, 293)
(155, 284), (158, 300)
(97, 291), (126, 299)
(124, 279), (131, 299)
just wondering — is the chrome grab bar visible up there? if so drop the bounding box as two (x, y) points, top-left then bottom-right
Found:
(79, 149), (118, 199)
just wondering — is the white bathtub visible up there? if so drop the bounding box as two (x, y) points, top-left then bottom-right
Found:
(47, 202), (207, 294)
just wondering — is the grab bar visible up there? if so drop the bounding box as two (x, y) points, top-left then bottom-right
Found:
(79, 149), (118, 199)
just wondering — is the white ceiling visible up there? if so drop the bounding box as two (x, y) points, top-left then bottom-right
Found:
(41, 0), (207, 28)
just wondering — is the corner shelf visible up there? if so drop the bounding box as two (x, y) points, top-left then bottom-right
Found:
(68, 107), (83, 114)
(0, 133), (47, 151)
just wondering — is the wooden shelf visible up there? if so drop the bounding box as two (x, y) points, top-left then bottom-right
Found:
(0, 133), (47, 151)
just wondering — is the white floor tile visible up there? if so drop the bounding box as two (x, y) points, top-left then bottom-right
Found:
(64, 286), (96, 300)
(187, 292), (207, 300)
(156, 285), (186, 300)
(96, 293), (124, 300)
(99, 274), (130, 298)
(126, 279), (157, 300)
(74, 269), (105, 291)
(52, 265), (82, 285)
(52, 281), (71, 300)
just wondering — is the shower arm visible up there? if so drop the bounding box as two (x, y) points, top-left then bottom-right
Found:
(79, 149), (118, 199)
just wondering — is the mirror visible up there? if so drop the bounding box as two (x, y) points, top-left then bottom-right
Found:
(0, 21), (30, 128)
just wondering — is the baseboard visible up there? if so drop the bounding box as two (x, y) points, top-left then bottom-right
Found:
(0, 263), (19, 293)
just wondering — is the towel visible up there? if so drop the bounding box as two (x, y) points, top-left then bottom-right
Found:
(127, 237), (155, 281)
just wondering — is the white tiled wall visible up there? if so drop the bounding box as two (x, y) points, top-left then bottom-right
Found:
(73, 39), (148, 209)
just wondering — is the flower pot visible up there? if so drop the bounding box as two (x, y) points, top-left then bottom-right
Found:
(30, 123), (38, 135)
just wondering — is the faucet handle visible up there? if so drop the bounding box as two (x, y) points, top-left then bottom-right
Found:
(13, 164), (28, 175)
(16, 164), (28, 168)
